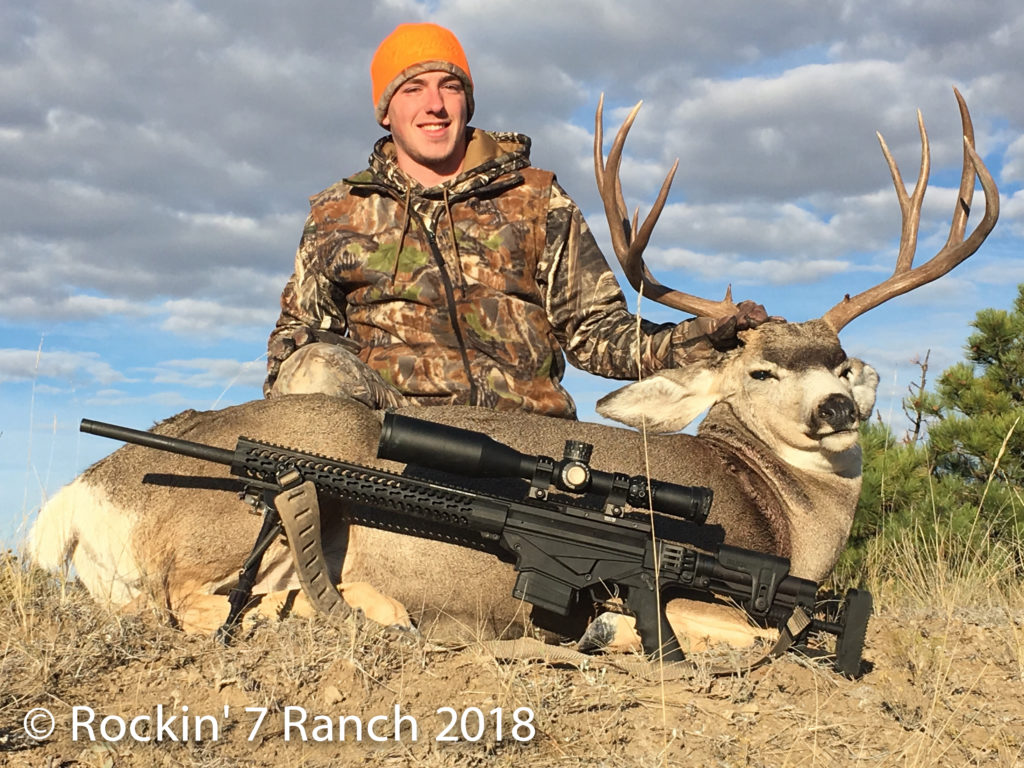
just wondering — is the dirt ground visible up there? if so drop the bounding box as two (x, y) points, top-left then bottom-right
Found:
(1, 565), (1022, 768)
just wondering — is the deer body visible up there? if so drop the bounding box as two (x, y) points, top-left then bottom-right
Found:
(30, 319), (878, 642)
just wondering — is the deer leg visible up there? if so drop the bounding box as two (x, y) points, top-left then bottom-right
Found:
(281, 582), (413, 629)
(665, 598), (778, 651)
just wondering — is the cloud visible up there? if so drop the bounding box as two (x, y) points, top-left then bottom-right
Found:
(1002, 134), (1024, 184)
(999, 189), (1024, 238)
(0, 280), (150, 322)
(82, 390), (198, 409)
(4, 1), (1017, 328)
(146, 357), (268, 390)
(971, 255), (1024, 288)
(0, 349), (125, 385)
(648, 249), (851, 286)
(158, 298), (279, 339)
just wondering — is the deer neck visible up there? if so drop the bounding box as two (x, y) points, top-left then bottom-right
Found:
(698, 403), (814, 513)
(698, 403), (863, 581)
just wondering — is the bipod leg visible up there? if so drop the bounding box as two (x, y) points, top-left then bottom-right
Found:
(215, 492), (283, 644)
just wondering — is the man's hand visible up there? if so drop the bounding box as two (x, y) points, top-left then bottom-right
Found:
(671, 300), (777, 364)
(706, 300), (772, 345)
(733, 300), (771, 330)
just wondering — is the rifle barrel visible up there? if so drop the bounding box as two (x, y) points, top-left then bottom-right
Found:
(80, 419), (236, 466)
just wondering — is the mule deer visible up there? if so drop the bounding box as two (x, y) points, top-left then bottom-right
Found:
(29, 90), (997, 649)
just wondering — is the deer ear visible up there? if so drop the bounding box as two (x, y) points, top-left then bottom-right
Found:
(596, 368), (725, 433)
(846, 359), (879, 420)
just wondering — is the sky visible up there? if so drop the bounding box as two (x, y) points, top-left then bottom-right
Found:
(3, 0), (1023, 545)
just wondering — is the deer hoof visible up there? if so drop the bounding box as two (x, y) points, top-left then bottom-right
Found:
(578, 611), (639, 653)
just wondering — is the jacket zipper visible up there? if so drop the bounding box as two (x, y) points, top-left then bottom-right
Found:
(422, 219), (479, 406)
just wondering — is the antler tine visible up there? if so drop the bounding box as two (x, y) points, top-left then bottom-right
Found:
(594, 96), (738, 318)
(822, 88), (999, 333)
(947, 88), (978, 247)
(879, 108), (929, 275)
(596, 96), (646, 275)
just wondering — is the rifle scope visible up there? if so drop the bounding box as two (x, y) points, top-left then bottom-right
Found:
(379, 412), (712, 524)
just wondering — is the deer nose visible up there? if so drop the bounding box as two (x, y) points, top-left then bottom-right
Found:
(816, 394), (857, 431)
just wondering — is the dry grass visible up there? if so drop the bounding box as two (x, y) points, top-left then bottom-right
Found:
(1, 538), (1022, 768)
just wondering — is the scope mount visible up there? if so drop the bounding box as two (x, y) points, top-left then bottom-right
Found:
(526, 440), (634, 517)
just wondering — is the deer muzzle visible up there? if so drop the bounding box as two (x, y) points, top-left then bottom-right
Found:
(814, 393), (857, 433)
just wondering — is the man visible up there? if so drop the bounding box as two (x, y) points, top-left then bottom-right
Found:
(265, 22), (765, 418)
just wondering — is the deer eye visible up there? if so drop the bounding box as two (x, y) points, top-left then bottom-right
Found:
(749, 370), (775, 381)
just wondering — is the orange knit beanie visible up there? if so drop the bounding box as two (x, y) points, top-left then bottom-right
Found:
(371, 23), (474, 126)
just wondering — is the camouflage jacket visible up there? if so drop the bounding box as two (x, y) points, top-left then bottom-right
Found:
(265, 129), (697, 418)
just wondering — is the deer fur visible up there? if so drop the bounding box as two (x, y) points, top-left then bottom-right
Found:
(29, 318), (878, 647)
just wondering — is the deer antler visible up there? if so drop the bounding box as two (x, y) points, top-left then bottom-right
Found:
(594, 95), (739, 318)
(821, 88), (999, 333)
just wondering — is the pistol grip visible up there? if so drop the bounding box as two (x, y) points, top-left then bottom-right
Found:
(628, 584), (684, 663)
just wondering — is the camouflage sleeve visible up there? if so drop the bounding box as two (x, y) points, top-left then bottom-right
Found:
(540, 182), (714, 380)
(264, 216), (351, 396)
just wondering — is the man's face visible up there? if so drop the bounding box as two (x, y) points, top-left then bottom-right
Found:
(382, 70), (469, 185)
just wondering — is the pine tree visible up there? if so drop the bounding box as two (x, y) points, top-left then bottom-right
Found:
(841, 285), (1024, 577)
(928, 287), (1024, 493)
(838, 418), (931, 574)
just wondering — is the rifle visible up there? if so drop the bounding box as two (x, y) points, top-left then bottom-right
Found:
(80, 413), (871, 676)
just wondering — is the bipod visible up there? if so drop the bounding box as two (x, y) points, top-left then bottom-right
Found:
(214, 488), (283, 644)
(215, 476), (352, 644)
